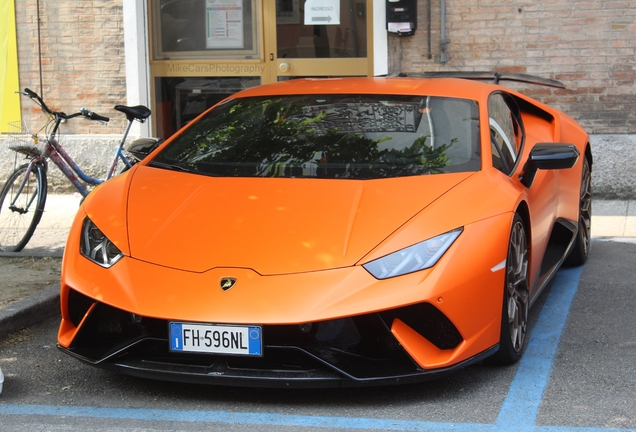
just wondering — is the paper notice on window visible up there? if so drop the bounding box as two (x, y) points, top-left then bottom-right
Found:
(206, 0), (244, 49)
(304, 0), (340, 25)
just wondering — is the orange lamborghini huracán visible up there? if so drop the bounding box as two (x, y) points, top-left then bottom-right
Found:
(58, 74), (591, 388)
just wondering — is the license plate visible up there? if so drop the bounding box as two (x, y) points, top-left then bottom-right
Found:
(169, 322), (262, 356)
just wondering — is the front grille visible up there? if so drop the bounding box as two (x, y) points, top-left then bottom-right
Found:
(69, 302), (165, 361)
(66, 300), (463, 381)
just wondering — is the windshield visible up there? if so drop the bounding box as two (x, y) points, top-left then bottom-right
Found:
(151, 95), (481, 179)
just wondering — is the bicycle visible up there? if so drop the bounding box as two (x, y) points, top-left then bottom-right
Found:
(0, 88), (151, 252)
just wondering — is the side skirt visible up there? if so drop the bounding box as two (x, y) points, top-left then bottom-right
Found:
(529, 218), (578, 307)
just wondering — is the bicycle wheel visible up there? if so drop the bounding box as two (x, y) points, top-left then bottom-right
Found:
(0, 163), (48, 252)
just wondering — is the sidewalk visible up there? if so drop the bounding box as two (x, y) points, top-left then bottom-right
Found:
(0, 194), (81, 338)
(591, 200), (636, 237)
(0, 193), (83, 259)
(1, 195), (635, 340)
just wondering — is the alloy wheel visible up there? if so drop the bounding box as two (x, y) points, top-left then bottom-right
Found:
(506, 219), (529, 353)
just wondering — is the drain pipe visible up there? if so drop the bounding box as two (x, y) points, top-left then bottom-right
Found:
(440, 0), (450, 63)
(427, 0), (432, 59)
(36, 0), (44, 95)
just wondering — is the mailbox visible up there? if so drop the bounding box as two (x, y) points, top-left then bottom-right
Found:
(386, 0), (417, 36)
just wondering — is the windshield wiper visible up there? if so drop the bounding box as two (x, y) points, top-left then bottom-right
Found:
(147, 160), (196, 173)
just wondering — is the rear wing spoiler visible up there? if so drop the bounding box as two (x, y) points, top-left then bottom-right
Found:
(395, 72), (566, 89)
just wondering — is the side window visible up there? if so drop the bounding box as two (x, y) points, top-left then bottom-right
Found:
(488, 93), (522, 174)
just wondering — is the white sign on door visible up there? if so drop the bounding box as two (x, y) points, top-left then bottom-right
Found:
(304, 0), (340, 25)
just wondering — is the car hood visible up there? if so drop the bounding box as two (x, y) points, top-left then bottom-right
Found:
(125, 166), (474, 274)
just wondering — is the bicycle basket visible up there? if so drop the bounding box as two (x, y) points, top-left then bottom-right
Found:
(3, 121), (42, 157)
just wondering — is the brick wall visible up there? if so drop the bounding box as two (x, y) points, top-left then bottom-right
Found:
(11, 1), (636, 136)
(14, 0), (127, 135)
(388, 0), (636, 134)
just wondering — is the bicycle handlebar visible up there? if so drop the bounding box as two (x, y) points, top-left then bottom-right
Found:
(20, 88), (109, 124)
(80, 108), (110, 124)
(23, 88), (53, 115)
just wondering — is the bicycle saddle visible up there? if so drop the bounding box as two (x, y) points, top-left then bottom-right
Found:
(114, 105), (152, 122)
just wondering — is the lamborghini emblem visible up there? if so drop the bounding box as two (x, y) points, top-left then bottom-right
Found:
(220, 277), (237, 291)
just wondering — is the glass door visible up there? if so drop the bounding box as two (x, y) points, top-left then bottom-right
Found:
(265, 0), (371, 79)
(150, 0), (265, 136)
(147, 0), (375, 137)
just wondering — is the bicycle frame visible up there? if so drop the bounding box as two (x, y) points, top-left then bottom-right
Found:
(106, 115), (136, 179)
(11, 87), (149, 200)
(16, 119), (133, 198)
(44, 138), (131, 197)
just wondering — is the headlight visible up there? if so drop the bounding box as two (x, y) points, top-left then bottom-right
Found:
(363, 228), (463, 279)
(80, 217), (124, 268)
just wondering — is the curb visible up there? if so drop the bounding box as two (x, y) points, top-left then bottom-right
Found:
(0, 249), (64, 258)
(0, 284), (60, 340)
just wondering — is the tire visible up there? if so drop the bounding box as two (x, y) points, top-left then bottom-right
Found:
(565, 157), (592, 266)
(490, 214), (529, 365)
(0, 163), (48, 252)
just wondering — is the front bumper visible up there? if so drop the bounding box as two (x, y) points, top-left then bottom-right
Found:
(58, 292), (496, 388)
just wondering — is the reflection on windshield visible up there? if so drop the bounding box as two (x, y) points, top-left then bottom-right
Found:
(151, 95), (481, 179)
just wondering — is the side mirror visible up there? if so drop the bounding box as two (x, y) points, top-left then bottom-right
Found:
(126, 137), (163, 162)
(520, 143), (580, 188)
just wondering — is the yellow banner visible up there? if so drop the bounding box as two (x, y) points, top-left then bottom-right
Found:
(0, 0), (21, 133)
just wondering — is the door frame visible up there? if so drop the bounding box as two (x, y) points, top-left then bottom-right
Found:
(135, 0), (386, 136)
(263, 0), (378, 81)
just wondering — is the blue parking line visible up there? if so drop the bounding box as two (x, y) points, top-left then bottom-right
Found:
(0, 403), (629, 431)
(497, 266), (584, 427)
(2, 265), (628, 431)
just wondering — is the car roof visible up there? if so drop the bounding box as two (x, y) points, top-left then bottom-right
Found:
(232, 77), (498, 101)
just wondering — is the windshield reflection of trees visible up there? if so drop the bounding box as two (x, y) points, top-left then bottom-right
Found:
(165, 98), (456, 179)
